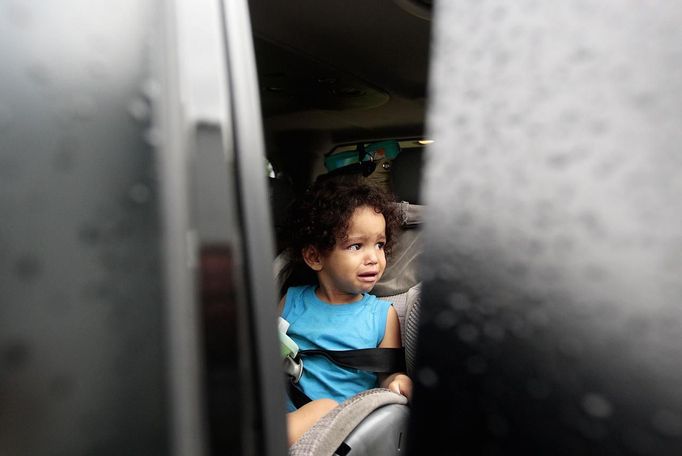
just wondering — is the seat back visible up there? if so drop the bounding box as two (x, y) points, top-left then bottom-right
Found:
(374, 283), (421, 377)
(372, 202), (423, 375)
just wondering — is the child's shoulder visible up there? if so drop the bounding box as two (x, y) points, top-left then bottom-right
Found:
(365, 293), (393, 312)
(283, 284), (315, 305)
(366, 292), (390, 303)
(285, 284), (313, 296)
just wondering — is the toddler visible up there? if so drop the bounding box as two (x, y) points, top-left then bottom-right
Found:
(278, 179), (413, 445)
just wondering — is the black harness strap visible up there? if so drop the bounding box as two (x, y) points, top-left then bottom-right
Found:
(288, 377), (313, 409)
(299, 347), (406, 373)
(286, 347), (406, 409)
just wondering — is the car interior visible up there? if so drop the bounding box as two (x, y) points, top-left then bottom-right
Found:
(248, 2), (432, 453)
(5, 1), (682, 455)
(248, 0), (432, 195)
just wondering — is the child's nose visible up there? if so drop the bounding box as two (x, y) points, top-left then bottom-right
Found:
(365, 249), (378, 264)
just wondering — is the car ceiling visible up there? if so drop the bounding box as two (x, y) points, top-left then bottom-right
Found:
(248, 0), (432, 146)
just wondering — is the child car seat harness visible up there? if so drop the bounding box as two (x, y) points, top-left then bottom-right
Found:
(279, 318), (406, 408)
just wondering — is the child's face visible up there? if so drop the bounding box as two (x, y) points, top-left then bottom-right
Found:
(315, 205), (387, 299)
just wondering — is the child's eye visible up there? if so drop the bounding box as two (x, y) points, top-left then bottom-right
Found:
(347, 244), (361, 251)
(376, 242), (385, 250)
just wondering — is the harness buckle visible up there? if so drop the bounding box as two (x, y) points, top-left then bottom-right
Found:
(284, 355), (304, 383)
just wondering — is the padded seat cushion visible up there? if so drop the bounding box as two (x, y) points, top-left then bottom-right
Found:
(289, 388), (407, 456)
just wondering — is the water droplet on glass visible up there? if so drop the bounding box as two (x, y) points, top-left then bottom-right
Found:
(26, 63), (50, 86)
(78, 224), (101, 245)
(578, 211), (604, 237)
(71, 96), (97, 121)
(144, 128), (162, 147)
(631, 91), (657, 109)
(487, 414), (509, 437)
(590, 119), (608, 135)
(142, 79), (161, 100)
(466, 355), (487, 374)
(582, 393), (613, 419)
(546, 151), (574, 170)
(0, 155), (21, 180)
(449, 292), (471, 311)
(88, 59), (108, 79)
(508, 316), (531, 339)
(583, 263), (608, 281)
(127, 98), (151, 122)
(128, 183), (151, 204)
(651, 410), (682, 437)
(491, 5), (507, 20)
(13, 255), (42, 281)
(52, 137), (79, 172)
(506, 261), (528, 278)
(7, 2), (31, 27)
(526, 378), (551, 399)
(49, 375), (75, 399)
(483, 322), (505, 340)
(52, 149), (75, 172)
(434, 309), (457, 329)
(527, 309), (549, 328)
(457, 324), (479, 343)
(578, 420), (608, 441)
(622, 427), (656, 454)
(0, 104), (13, 131)
(2, 340), (30, 370)
(417, 367), (439, 388)
(558, 337), (583, 358)
(419, 264), (435, 281)
(82, 281), (113, 301)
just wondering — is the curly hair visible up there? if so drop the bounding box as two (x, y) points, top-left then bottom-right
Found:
(281, 178), (402, 288)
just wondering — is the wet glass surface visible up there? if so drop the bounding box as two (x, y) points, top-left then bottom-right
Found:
(411, 1), (682, 454)
(0, 1), (167, 454)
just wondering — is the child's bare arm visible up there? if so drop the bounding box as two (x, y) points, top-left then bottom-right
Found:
(378, 306), (413, 401)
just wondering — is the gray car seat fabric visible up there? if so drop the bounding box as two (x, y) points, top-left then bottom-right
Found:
(340, 403), (410, 456)
(371, 227), (422, 296)
(289, 389), (408, 456)
(403, 284), (421, 377)
(378, 283), (421, 376)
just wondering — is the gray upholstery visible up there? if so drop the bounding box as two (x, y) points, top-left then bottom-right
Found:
(341, 404), (410, 456)
(379, 283), (421, 377)
(403, 284), (421, 376)
(372, 228), (422, 296)
(289, 389), (407, 456)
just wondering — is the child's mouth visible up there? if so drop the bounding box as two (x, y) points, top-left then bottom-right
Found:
(358, 272), (379, 282)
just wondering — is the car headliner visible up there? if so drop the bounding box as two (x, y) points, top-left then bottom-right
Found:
(248, 0), (432, 149)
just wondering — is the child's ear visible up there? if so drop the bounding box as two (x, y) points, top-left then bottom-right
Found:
(302, 246), (323, 271)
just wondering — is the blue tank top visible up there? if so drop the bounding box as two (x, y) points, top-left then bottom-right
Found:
(282, 285), (392, 411)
